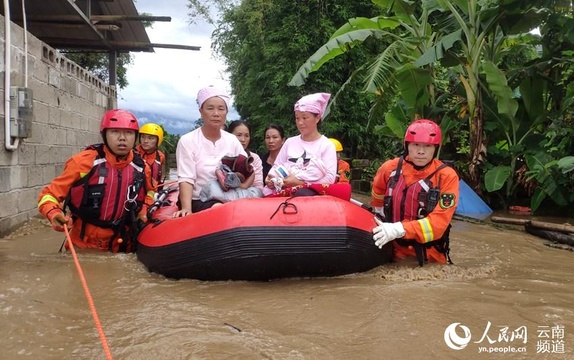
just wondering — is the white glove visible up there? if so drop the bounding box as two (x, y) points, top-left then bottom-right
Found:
(372, 217), (406, 249)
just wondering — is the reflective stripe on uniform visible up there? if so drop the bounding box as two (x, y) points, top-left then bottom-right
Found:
(130, 161), (143, 173)
(417, 218), (434, 242)
(38, 194), (60, 208)
(371, 191), (384, 202)
(94, 158), (107, 184)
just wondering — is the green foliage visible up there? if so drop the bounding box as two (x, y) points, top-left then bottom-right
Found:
(479, 1), (574, 212)
(361, 159), (383, 182)
(484, 165), (512, 192)
(518, 115), (574, 212)
(158, 127), (179, 156)
(524, 153), (572, 212)
(558, 156), (574, 174)
(482, 61), (518, 120)
(211, 0), (386, 158)
(190, 0), (574, 215)
(288, 17), (401, 87)
(187, 0), (237, 25)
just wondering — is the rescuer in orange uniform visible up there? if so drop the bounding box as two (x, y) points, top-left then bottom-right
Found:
(37, 110), (156, 252)
(136, 123), (166, 184)
(329, 138), (351, 184)
(370, 119), (459, 266)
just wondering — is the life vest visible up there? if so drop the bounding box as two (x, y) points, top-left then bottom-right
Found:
(148, 149), (163, 183)
(64, 144), (147, 252)
(383, 156), (452, 266)
(336, 159), (350, 183)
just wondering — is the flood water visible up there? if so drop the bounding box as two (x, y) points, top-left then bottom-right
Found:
(1, 211), (574, 359)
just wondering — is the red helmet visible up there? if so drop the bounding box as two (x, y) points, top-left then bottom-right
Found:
(100, 109), (139, 132)
(404, 119), (441, 145)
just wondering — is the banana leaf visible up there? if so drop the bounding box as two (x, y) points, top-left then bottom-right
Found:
(485, 165), (512, 192)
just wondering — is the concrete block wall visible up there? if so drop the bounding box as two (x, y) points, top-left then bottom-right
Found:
(0, 15), (117, 236)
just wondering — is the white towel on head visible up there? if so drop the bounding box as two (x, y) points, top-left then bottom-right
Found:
(197, 86), (230, 109)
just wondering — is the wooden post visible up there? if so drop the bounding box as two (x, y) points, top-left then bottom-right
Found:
(491, 216), (574, 234)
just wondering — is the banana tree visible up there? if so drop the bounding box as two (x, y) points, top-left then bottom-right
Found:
(289, 0), (442, 128)
(482, 57), (546, 208)
(426, 0), (534, 191)
(480, 0), (574, 211)
(523, 154), (574, 212)
(289, 0), (545, 190)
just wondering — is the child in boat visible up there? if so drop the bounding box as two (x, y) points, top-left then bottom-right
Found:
(370, 119), (459, 266)
(264, 93), (337, 196)
(199, 120), (264, 203)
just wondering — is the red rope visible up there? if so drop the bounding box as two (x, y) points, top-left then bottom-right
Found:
(64, 225), (113, 360)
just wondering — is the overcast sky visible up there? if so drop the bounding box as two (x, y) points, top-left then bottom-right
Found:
(118, 1), (235, 122)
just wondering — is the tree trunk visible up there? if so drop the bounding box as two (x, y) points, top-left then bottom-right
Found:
(468, 106), (485, 193)
(491, 217), (574, 234)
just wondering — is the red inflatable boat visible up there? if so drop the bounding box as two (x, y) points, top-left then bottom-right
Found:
(137, 182), (393, 281)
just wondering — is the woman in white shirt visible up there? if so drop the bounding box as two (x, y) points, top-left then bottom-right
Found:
(173, 86), (246, 217)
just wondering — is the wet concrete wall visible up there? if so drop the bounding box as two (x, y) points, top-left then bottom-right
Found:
(0, 15), (116, 236)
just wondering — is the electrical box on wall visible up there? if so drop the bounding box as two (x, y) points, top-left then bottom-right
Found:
(10, 87), (33, 138)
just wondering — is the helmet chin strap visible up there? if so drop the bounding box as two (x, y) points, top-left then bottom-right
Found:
(101, 131), (110, 149)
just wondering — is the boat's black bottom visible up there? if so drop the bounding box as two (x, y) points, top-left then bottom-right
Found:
(137, 226), (393, 281)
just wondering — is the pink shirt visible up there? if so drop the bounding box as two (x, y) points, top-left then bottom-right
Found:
(250, 152), (264, 190)
(274, 135), (337, 184)
(176, 128), (246, 199)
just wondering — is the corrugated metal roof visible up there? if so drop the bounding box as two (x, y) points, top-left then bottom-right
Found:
(2, 0), (155, 53)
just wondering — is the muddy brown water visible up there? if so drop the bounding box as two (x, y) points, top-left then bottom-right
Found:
(1, 204), (573, 359)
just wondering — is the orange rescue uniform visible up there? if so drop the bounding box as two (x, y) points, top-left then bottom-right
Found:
(136, 144), (166, 183)
(38, 146), (156, 252)
(371, 157), (459, 263)
(336, 158), (351, 184)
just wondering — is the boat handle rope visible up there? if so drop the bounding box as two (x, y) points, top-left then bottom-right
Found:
(63, 224), (113, 360)
(147, 185), (177, 219)
(269, 197), (298, 220)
